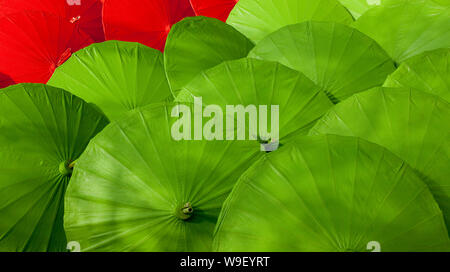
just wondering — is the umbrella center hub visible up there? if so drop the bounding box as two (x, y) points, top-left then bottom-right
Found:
(258, 136), (280, 152)
(59, 160), (74, 177)
(176, 202), (194, 220)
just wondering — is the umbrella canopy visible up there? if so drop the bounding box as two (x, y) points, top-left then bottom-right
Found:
(214, 135), (450, 252)
(189, 0), (238, 21)
(354, 0), (450, 63)
(102, 0), (195, 51)
(164, 16), (254, 95)
(310, 87), (450, 235)
(0, 10), (93, 89)
(226, 0), (353, 43)
(384, 48), (450, 102)
(0, 0), (104, 42)
(64, 103), (261, 251)
(181, 58), (333, 144)
(249, 21), (396, 103)
(48, 41), (172, 121)
(0, 83), (108, 252)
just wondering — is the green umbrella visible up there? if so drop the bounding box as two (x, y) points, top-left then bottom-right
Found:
(226, 0), (353, 44)
(214, 135), (450, 252)
(384, 48), (450, 102)
(0, 83), (108, 252)
(64, 103), (261, 251)
(310, 87), (450, 234)
(164, 16), (254, 95)
(249, 21), (396, 103)
(181, 58), (333, 144)
(353, 0), (450, 63)
(48, 41), (172, 121)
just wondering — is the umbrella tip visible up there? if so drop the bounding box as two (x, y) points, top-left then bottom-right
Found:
(176, 202), (194, 220)
(59, 160), (74, 177)
(70, 16), (81, 24)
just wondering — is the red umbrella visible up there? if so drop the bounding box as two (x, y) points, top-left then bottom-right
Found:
(189, 0), (239, 22)
(0, 11), (93, 88)
(102, 0), (195, 51)
(0, 0), (104, 42)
